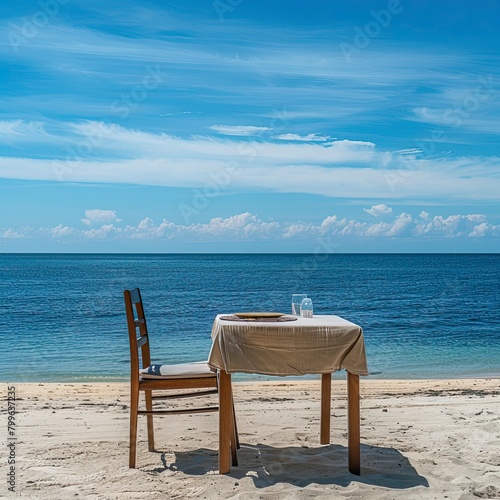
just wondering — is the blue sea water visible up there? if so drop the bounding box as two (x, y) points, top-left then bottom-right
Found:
(0, 253), (499, 382)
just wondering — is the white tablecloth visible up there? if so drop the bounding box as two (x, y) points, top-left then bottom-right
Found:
(208, 314), (368, 376)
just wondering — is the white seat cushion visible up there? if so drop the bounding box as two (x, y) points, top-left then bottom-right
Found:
(140, 361), (216, 379)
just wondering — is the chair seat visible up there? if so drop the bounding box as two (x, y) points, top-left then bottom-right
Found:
(140, 361), (217, 379)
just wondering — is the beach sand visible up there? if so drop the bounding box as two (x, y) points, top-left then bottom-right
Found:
(3, 378), (499, 499)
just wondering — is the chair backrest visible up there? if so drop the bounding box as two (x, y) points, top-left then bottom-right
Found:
(124, 288), (152, 376)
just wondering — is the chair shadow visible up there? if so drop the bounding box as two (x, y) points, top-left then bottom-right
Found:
(148, 443), (429, 489)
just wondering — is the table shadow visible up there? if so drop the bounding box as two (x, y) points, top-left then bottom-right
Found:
(149, 443), (429, 489)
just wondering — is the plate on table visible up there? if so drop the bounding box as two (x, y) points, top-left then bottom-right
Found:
(234, 312), (285, 319)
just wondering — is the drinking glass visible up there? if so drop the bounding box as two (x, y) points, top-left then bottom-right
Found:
(291, 294), (307, 315)
(300, 297), (313, 318)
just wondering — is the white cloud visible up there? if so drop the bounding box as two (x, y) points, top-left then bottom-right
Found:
(83, 224), (122, 239)
(419, 211), (430, 220)
(413, 214), (496, 238)
(410, 105), (500, 135)
(411, 107), (451, 127)
(123, 212), (279, 240)
(197, 213), (279, 239)
(12, 210), (495, 243)
(285, 212), (498, 240)
(393, 148), (423, 155)
(49, 224), (75, 238)
(315, 213), (413, 238)
(282, 223), (319, 238)
(469, 222), (493, 237)
(274, 133), (332, 142)
(1, 228), (26, 239)
(160, 111), (192, 117)
(0, 120), (48, 139)
(363, 204), (393, 217)
(0, 121), (500, 203)
(208, 125), (272, 136)
(385, 213), (414, 237)
(127, 218), (177, 239)
(81, 209), (121, 226)
(137, 217), (154, 229)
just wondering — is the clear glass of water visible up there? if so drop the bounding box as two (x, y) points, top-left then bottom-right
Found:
(292, 294), (307, 315)
(300, 297), (313, 318)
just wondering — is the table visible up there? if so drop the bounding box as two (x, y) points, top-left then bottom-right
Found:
(208, 314), (368, 475)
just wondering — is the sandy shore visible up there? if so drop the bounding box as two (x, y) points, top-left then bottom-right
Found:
(2, 378), (499, 499)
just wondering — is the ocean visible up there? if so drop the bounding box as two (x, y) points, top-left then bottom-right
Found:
(1, 253), (499, 382)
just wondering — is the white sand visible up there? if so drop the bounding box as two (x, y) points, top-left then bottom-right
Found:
(3, 379), (499, 499)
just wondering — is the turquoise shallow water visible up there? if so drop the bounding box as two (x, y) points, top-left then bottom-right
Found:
(0, 253), (499, 382)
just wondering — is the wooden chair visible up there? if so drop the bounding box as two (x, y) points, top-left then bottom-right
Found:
(124, 288), (239, 469)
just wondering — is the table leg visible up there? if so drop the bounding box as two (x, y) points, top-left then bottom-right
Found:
(320, 373), (331, 444)
(218, 369), (232, 474)
(347, 371), (360, 475)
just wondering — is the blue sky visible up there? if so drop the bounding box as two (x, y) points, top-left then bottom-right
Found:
(0, 0), (499, 252)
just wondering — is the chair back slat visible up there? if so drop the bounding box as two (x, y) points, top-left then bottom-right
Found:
(124, 288), (152, 374)
(137, 335), (148, 348)
(128, 287), (142, 303)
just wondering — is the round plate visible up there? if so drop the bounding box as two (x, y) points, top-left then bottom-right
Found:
(234, 312), (285, 319)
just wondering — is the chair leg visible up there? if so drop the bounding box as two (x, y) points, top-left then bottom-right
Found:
(145, 390), (155, 451)
(129, 385), (139, 468)
(230, 428), (238, 466)
(230, 387), (238, 466)
(231, 388), (240, 450)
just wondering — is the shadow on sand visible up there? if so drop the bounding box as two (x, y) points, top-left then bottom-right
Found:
(148, 442), (429, 489)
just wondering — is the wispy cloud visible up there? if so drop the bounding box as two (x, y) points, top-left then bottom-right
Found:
(410, 104), (500, 136)
(1, 121), (499, 201)
(208, 125), (272, 136)
(160, 111), (193, 117)
(1, 14), (493, 134)
(274, 133), (333, 142)
(0, 120), (48, 139)
(1, 228), (27, 239)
